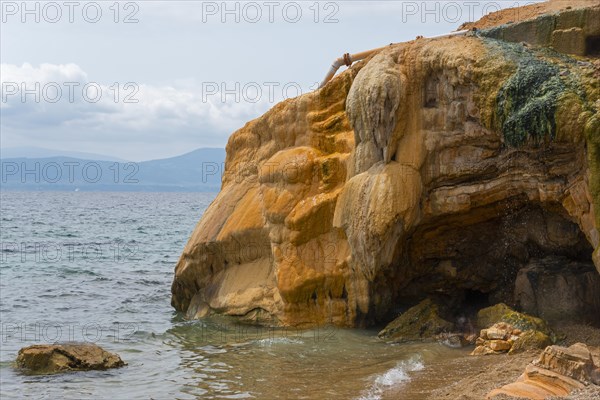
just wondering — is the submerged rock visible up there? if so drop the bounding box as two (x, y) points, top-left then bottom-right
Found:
(435, 331), (478, 348)
(378, 299), (453, 342)
(16, 343), (125, 374)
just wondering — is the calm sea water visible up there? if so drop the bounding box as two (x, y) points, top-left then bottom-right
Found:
(0, 191), (468, 400)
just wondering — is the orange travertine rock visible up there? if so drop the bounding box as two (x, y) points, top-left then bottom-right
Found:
(172, 1), (600, 327)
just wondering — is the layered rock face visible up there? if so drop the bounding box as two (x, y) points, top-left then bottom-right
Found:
(487, 343), (600, 399)
(172, 1), (600, 327)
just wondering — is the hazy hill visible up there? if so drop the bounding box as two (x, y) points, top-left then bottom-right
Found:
(0, 148), (226, 192)
(0, 146), (127, 162)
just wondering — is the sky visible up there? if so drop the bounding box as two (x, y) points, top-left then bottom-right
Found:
(1, 0), (542, 161)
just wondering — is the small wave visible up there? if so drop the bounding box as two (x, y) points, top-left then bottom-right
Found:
(55, 232), (78, 238)
(356, 355), (424, 400)
(57, 267), (100, 276)
(140, 279), (162, 286)
(220, 393), (254, 399)
(255, 337), (304, 346)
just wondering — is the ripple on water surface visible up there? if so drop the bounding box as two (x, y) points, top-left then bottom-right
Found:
(0, 192), (470, 399)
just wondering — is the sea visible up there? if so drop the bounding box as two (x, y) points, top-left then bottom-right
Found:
(0, 191), (472, 400)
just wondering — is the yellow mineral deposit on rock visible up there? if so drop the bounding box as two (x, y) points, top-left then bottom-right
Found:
(172, 0), (600, 328)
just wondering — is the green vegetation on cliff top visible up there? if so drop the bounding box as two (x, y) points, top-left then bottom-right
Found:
(490, 40), (590, 147)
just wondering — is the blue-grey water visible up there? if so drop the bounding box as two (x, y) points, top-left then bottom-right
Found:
(0, 191), (469, 400)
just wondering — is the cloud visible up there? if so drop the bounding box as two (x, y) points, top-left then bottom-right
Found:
(1, 63), (297, 160)
(1, 62), (88, 83)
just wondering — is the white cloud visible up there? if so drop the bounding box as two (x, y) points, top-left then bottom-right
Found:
(0, 63), (297, 160)
(1, 62), (87, 82)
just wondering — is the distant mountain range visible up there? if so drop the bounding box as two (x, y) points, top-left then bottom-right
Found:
(0, 146), (128, 162)
(0, 148), (226, 192)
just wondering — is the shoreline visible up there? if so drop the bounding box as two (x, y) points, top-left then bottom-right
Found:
(396, 323), (600, 400)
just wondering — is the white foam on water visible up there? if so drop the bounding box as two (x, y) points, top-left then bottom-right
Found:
(356, 355), (425, 400)
(255, 337), (304, 346)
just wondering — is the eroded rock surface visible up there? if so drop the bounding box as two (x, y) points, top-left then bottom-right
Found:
(514, 258), (600, 324)
(16, 343), (125, 374)
(172, 1), (600, 327)
(487, 343), (600, 399)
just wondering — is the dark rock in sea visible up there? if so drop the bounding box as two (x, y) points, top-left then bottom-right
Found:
(16, 343), (125, 374)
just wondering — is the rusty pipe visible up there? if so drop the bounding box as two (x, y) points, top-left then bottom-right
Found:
(319, 29), (470, 88)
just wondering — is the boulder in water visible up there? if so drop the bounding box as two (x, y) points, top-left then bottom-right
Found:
(16, 343), (126, 374)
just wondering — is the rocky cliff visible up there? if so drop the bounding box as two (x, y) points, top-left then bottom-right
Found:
(172, 0), (600, 328)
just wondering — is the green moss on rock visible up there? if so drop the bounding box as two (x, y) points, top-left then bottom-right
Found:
(477, 303), (551, 336)
(495, 50), (564, 146)
(508, 329), (552, 355)
(378, 299), (454, 343)
(483, 39), (594, 149)
(477, 303), (514, 329)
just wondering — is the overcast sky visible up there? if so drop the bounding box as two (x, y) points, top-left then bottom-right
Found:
(1, 1), (541, 161)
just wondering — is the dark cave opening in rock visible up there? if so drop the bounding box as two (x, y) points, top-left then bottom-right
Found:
(380, 201), (600, 328)
(586, 35), (600, 56)
(463, 289), (491, 313)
